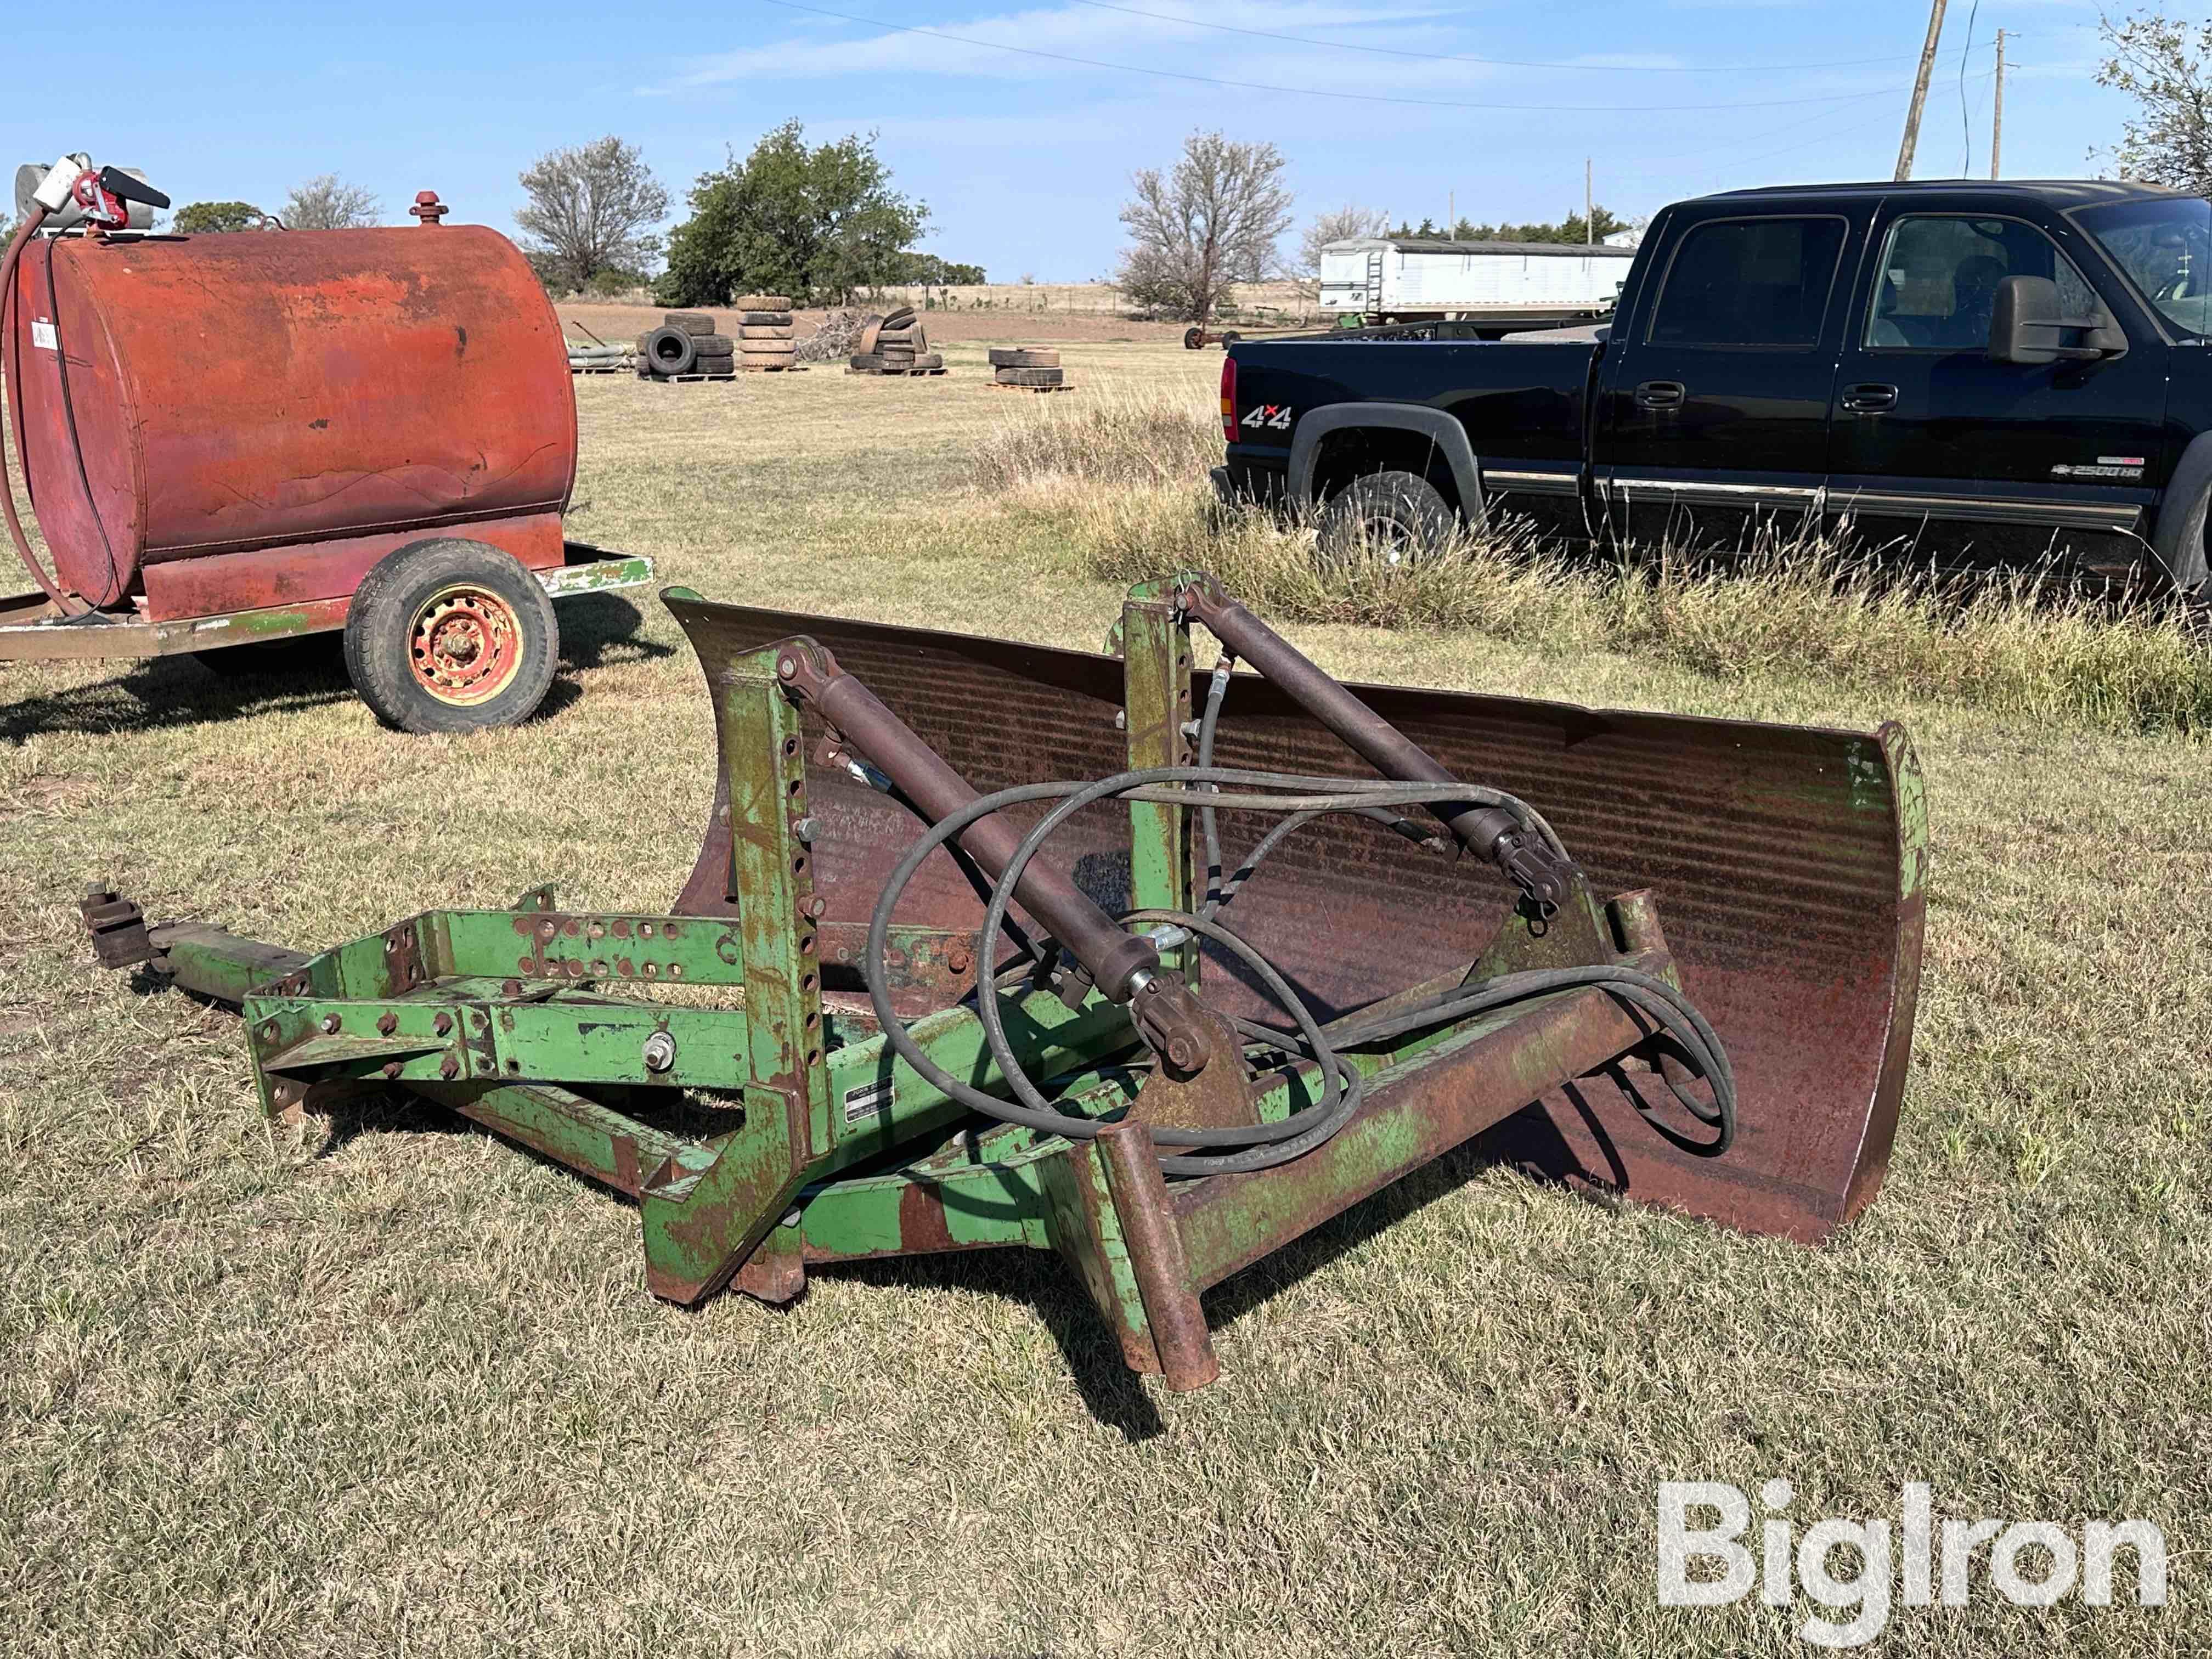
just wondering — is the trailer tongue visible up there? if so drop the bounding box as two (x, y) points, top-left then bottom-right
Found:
(84, 578), (1926, 1391)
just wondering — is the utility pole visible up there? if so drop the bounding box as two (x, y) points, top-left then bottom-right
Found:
(1990, 29), (2006, 179)
(1585, 157), (1594, 245)
(1894, 0), (1950, 181)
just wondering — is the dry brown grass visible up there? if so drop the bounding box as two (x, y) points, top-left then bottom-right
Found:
(1, 342), (2207, 1657)
(994, 388), (2212, 735)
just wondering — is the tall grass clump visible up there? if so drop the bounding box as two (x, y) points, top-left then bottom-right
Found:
(980, 388), (2212, 733)
(975, 385), (1219, 495)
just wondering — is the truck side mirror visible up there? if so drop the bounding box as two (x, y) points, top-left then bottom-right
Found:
(1989, 274), (2128, 364)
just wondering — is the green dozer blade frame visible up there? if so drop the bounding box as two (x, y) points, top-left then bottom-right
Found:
(84, 578), (1927, 1392)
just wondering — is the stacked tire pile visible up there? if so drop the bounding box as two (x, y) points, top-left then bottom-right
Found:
(989, 347), (1068, 392)
(636, 297), (799, 381)
(731, 296), (799, 373)
(848, 308), (945, 377)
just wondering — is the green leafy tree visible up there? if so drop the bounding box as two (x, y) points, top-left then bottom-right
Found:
(2096, 8), (2212, 191)
(659, 121), (928, 307)
(1427, 206), (1629, 244)
(894, 252), (986, 284)
(172, 200), (268, 234)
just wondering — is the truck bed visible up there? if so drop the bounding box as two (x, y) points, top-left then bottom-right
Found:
(1224, 335), (1602, 495)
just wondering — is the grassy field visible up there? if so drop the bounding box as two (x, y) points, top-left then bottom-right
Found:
(3, 339), (2208, 1657)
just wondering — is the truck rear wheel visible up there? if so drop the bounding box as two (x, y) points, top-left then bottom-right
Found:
(1315, 471), (1457, 571)
(343, 539), (558, 733)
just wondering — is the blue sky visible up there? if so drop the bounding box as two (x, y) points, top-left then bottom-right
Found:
(9, 1), (2129, 281)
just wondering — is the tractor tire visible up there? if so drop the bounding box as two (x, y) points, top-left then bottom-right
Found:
(1315, 471), (1457, 572)
(903, 352), (943, 370)
(692, 354), (736, 375)
(989, 347), (1059, 368)
(641, 325), (697, 376)
(738, 311), (792, 327)
(738, 337), (796, 354)
(739, 323), (794, 339)
(994, 366), (1064, 387)
(685, 333), (733, 354)
(849, 352), (887, 372)
(733, 294), (792, 311)
(857, 317), (885, 354)
(343, 539), (559, 734)
(663, 312), (718, 335)
(883, 306), (917, 329)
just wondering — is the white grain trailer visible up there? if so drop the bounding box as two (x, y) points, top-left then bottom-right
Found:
(1318, 238), (1637, 334)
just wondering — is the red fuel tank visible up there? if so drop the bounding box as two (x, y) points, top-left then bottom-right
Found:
(4, 221), (576, 616)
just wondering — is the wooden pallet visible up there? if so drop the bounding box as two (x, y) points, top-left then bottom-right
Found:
(984, 380), (1076, 393)
(641, 366), (808, 383)
(569, 363), (629, 375)
(847, 366), (949, 377)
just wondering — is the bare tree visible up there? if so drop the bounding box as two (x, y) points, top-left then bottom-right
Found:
(1297, 204), (1389, 279)
(2096, 8), (2212, 191)
(282, 175), (381, 230)
(516, 136), (670, 292)
(1115, 131), (1294, 323)
(1293, 204), (1389, 300)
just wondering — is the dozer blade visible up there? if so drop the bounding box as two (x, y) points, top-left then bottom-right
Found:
(670, 597), (1924, 1246)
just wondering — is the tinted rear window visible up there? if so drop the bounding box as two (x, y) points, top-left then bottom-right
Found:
(1648, 217), (1847, 348)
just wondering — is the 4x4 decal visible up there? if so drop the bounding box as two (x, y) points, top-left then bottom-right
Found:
(1240, 404), (1294, 431)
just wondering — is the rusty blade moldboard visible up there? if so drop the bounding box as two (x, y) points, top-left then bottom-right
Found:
(665, 592), (1927, 1247)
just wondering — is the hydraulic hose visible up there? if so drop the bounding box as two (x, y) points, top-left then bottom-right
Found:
(0, 203), (85, 616)
(861, 763), (1732, 1173)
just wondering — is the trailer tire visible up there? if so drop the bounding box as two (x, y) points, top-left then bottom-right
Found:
(1315, 471), (1457, 572)
(345, 539), (558, 733)
(663, 312), (718, 336)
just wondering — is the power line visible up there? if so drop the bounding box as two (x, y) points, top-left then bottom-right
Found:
(1640, 68), (1999, 166)
(1063, 0), (1998, 76)
(751, 0), (1923, 112)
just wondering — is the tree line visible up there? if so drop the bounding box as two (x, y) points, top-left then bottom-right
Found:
(98, 18), (2212, 324)
(149, 126), (1626, 325)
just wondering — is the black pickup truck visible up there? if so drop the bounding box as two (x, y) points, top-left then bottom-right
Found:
(1217, 179), (2212, 591)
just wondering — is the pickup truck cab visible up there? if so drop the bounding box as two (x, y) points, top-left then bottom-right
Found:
(1219, 180), (2212, 592)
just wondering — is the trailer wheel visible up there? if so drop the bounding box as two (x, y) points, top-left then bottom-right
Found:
(1315, 471), (1457, 572)
(344, 539), (558, 733)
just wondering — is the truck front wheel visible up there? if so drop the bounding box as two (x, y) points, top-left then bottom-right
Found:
(1315, 471), (1458, 571)
(343, 539), (559, 733)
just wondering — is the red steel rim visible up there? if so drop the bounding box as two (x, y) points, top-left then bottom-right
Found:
(407, 583), (523, 704)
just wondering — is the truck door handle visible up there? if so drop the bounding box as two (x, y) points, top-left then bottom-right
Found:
(1634, 380), (1685, 410)
(1841, 382), (1898, 413)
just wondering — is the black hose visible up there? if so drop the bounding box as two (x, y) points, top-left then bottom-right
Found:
(862, 770), (1383, 1175)
(860, 761), (1727, 1173)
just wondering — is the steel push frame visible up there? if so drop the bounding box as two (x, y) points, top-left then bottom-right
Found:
(96, 579), (1817, 1391)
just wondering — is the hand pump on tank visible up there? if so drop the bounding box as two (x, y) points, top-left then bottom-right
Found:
(1, 155), (171, 617)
